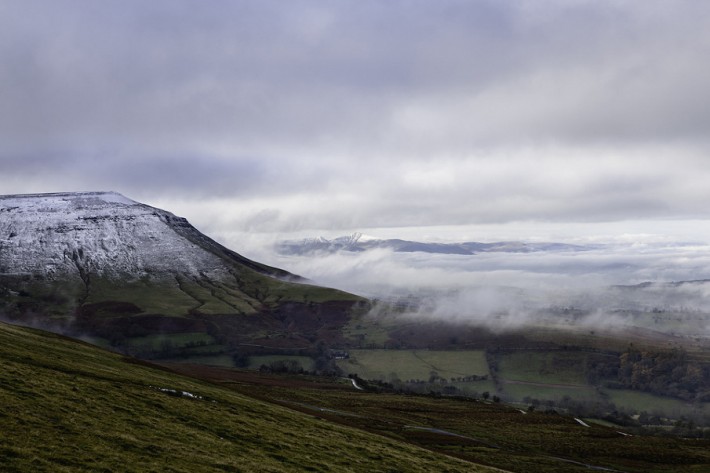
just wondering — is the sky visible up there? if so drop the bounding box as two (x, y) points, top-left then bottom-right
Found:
(3, 0), (710, 245)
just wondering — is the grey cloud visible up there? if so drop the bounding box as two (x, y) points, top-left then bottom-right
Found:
(2, 1), (710, 230)
(0, 150), (330, 201)
(4, 1), (710, 149)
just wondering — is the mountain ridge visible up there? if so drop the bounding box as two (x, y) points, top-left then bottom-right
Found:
(0, 191), (365, 358)
(0, 191), (295, 280)
(277, 232), (596, 256)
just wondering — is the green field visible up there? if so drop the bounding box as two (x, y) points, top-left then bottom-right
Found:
(164, 354), (236, 367)
(502, 383), (601, 403)
(495, 350), (597, 402)
(338, 349), (489, 381)
(606, 389), (708, 418)
(497, 351), (590, 385)
(450, 379), (497, 396)
(126, 332), (217, 350)
(249, 355), (316, 371)
(335, 347), (710, 424)
(342, 317), (392, 347)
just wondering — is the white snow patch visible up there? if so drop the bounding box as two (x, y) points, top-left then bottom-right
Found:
(574, 418), (591, 427)
(94, 192), (138, 205)
(349, 378), (364, 390)
(155, 387), (203, 400)
(356, 233), (380, 242)
(0, 191), (229, 278)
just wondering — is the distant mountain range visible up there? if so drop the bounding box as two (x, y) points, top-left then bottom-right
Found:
(276, 232), (597, 256)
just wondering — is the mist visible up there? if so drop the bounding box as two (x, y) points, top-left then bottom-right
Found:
(230, 229), (710, 338)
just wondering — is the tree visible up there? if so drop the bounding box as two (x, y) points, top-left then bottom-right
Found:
(232, 353), (250, 368)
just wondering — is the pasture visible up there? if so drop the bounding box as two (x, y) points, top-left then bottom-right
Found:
(338, 349), (489, 381)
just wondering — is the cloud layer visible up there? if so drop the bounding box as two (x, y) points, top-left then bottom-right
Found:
(256, 237), (710, 335)
(2, 1), (710, 234)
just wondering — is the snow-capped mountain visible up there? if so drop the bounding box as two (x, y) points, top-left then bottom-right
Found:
(0, 192), (362, 355)
(276, 233), (595, 256)
(0, 191), (289, 280)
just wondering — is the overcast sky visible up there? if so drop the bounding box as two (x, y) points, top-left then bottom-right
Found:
(3, 0), (710, 243)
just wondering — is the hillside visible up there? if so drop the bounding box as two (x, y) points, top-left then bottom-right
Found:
(0, 192), (290, 279)
(2, 192), (707, 424)
(0, 320), (497, 472)
(0, 192), (365, 357)
(5, 320), (710, 473)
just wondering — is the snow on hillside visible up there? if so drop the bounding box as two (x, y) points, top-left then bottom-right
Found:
(0, 192), (229, 279)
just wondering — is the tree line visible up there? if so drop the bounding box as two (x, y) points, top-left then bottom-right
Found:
(587, 346), (710, 403)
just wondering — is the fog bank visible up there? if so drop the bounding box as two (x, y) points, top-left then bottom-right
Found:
(227, 227), (710, 337)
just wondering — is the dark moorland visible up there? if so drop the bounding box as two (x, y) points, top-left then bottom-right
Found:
(2, 319), (710, 472)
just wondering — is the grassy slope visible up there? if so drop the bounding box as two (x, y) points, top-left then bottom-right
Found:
(0, 321), (496, 473)
(1, 253), (364, 322)
(172, 365), (710, 473)
(0, 266), (368, 363)
(85, 269), (364, 317)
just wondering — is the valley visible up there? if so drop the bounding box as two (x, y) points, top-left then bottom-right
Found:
(5, 1), (710, 471)
(2, 191), (710, 470)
